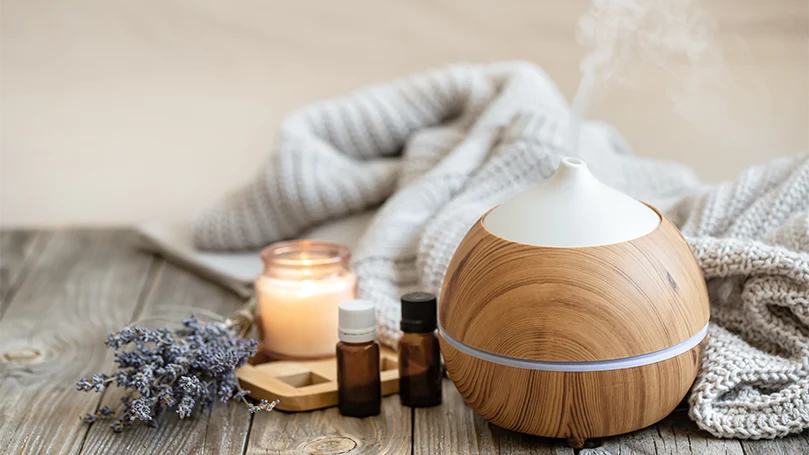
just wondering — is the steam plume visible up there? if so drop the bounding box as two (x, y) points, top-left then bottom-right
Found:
(570, 0), (719, 154)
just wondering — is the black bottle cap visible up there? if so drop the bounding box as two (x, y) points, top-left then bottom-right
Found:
(400, 292), (437, 333)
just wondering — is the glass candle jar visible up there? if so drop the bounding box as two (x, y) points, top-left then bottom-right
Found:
(255, 240), (357, 360)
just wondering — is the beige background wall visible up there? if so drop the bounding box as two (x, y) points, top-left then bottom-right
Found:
(1, 0), (807, 227)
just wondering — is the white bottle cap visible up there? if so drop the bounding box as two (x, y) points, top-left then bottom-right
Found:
(338, 300), (377, 343)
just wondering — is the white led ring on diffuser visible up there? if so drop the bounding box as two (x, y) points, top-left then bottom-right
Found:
(438, 322), (709, 372)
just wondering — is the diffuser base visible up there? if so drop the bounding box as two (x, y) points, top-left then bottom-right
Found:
(440, 333), (705, 439)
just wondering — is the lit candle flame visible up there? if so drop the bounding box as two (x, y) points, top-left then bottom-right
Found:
(298, 279), (316, 297)
(300, 251), (313, 268)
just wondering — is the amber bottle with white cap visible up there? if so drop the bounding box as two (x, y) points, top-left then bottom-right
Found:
(336, 299), (381, 417)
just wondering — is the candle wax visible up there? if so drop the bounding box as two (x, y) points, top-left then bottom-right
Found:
(256, 273), (357, 359)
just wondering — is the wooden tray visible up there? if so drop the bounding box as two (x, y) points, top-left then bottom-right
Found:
(236, 348), (399, 412)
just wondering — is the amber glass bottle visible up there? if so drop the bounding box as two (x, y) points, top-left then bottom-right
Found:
(336, 300), (381, 417)
(398, 292), (442, 407)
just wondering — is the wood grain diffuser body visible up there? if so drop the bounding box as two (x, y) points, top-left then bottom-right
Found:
(439, 157), (710, 441)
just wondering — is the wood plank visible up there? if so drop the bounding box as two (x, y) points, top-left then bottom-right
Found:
(2, 229), (804, 454)
(414, 379), (574, 454)
(246, 393), (410, 454)
(0, 230), (156, 455)
(79, 260), (252, 455)
(607, 406), (808, 454)
(741, 432), (809, 455)
(203, 400), (253, 455)
(0, 230), (49, 312)
(490, 425), (577, 455)
(414, 380), (496, 454)
(601, 406), (744, 454)
(599, 404), (809, 454)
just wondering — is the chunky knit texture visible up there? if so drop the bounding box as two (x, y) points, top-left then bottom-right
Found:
(195, 62), (809, 439)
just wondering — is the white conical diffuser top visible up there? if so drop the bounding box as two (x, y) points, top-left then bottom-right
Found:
(484, 157), (660, 247)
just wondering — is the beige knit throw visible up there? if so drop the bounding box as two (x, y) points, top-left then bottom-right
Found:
(194, 62), (809, 439)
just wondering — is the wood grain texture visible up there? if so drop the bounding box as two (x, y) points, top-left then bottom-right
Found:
(440, 208), (710, 362)
(0, 230), (155, 455)
(80, 260), (252, 455)
(440, 332), (703, 439)
(0, 230), (49, 314)
(418, 403), (809, 455)
(414, 379), (574, 455)
(605, 405), (745, 454)
(237, 348), (399, 412)
(601, 405), (809, 454)
(245, 393), (410, 455)
(1, 229), (806, 454)
(740, 432), (809, 455)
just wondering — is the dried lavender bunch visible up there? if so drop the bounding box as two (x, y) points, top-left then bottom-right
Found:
(77, 314), (278, 432)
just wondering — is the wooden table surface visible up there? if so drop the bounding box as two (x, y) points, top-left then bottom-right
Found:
(1, 229), (807, 454)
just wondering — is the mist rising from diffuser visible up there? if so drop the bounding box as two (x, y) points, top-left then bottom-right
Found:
(568, 0), (718, 154)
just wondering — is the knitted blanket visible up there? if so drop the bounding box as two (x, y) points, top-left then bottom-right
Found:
(194, 62), (809, 439)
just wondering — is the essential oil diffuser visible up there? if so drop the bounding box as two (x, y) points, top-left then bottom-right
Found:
(439, 157), (709, 445)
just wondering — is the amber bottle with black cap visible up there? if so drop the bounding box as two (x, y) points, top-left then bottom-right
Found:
(398, 292), (442, 407)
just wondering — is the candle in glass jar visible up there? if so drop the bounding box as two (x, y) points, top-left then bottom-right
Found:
(255, 240), (357, 360)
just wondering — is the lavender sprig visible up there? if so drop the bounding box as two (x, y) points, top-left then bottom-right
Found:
(77, 314), (278, 432)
